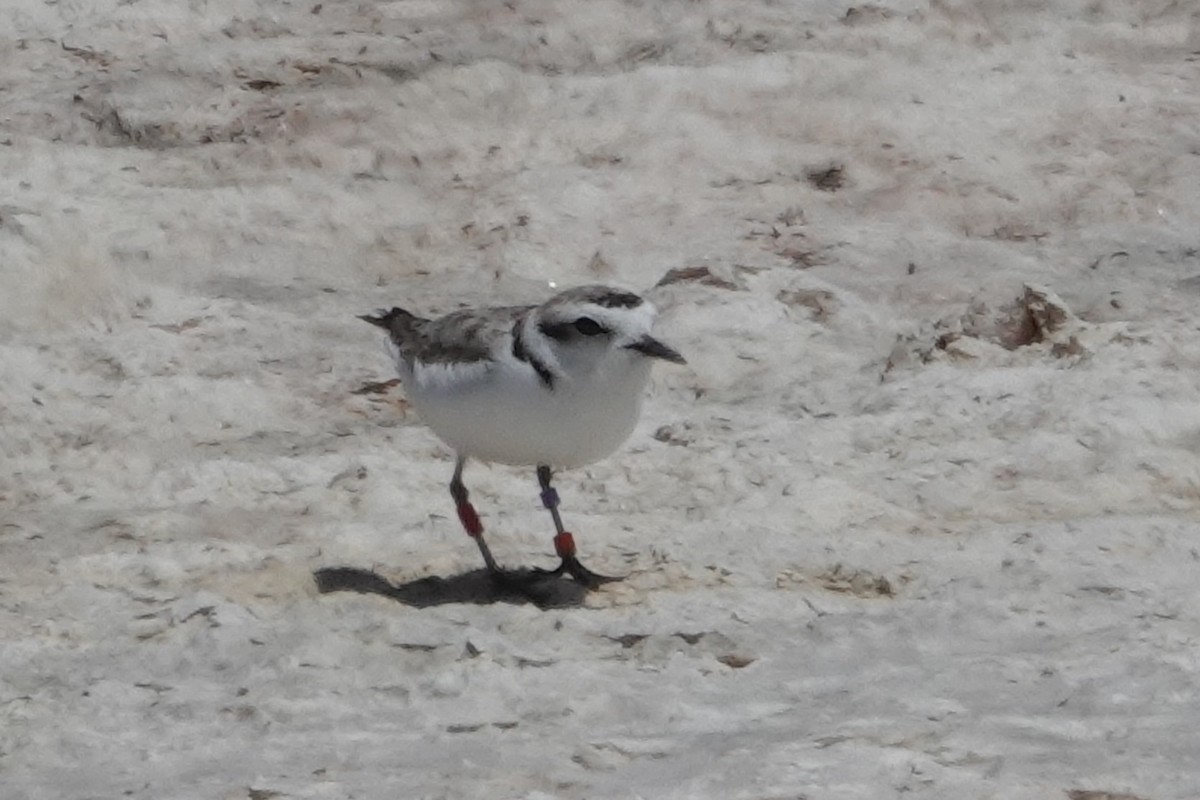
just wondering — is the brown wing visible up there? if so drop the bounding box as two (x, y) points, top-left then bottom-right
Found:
(362, 304), (532, 366)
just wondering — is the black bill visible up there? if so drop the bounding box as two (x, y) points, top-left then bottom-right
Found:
(626, 335), (686, 364)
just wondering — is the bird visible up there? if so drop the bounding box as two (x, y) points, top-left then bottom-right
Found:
(360, 284), (685, 588)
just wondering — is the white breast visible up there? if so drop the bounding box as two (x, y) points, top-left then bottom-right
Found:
(402, 351), (653, 468)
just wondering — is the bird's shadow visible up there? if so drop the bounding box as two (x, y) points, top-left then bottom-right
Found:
(313, 565), (588, 610)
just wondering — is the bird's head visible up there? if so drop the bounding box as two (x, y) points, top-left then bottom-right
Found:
(527, 285), (685, 380)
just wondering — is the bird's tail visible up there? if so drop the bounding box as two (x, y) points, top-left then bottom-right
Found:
(359, 307), (423, 345)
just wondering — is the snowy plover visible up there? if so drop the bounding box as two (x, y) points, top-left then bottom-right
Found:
(361, 285), (685, 588)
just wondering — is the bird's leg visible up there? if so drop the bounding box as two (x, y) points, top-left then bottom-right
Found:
(537, 465), (620, 588)
(450, 456), (499, 573)
(536, 465), (570, 555)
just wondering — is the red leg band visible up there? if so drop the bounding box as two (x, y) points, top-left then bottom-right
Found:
(457, 503), (483, 537)
(553, 531), (576, 559)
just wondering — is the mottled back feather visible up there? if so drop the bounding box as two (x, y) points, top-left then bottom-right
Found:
(360, 305), (531, 367)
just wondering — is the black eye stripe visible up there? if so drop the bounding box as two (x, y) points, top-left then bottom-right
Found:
(538, 321), (573, 341)
(538, 317), (609, 341)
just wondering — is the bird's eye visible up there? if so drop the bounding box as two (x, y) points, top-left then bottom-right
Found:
(573, 317), (604, 336)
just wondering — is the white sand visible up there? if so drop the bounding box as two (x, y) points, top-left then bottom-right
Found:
(2, 1), (1199, 798)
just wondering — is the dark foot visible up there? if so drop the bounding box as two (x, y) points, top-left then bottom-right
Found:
(490, 558), (620, 591)
(562, 556), (622, 588)
(539, 531), (623, 589)
(556, 555), (623, 589)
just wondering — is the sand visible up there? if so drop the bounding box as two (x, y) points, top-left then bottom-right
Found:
(2, 1), (1198, 798)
